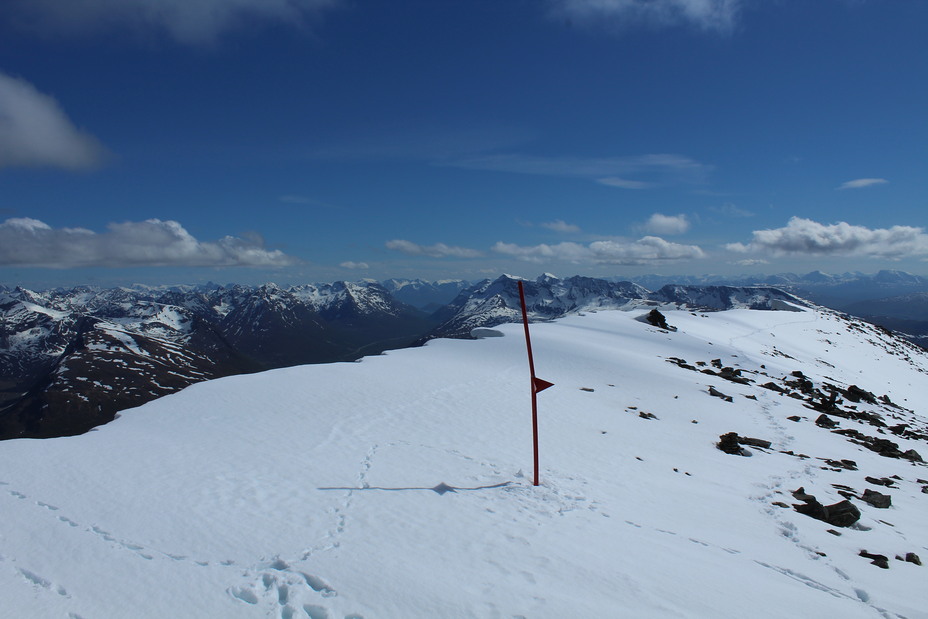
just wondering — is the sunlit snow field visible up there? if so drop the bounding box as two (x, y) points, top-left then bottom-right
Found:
(2, 306), (926, 618)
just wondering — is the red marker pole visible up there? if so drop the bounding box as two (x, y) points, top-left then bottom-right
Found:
(517, 280), (553, 487)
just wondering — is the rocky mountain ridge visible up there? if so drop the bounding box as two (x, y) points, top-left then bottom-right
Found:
(0, 281), (430, 439)
(0, 272), (912, 440)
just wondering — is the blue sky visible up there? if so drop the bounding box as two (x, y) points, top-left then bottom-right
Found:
(1, 0), (926, 288)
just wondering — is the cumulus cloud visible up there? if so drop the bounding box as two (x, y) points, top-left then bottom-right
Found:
(0, 218), (298, 268)
(0, 72), (106, 170)
(385, 239), (483, 259)
(837, 178), (888, 190)
(1, 0), (340, 44)
(339, 261), (369, 269)
(540, 220), (581, 233)
(551, 0), (741, 33)
(493, 236), (704, 265)
(726, 217), (928, 259)
(445, 153), (710, 188)
(644, 213), (690, 235)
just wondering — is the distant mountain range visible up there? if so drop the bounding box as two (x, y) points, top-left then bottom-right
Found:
(0, 281), (432, 439)
(622, 269), (928, 310)
(2, 270), (925, 440)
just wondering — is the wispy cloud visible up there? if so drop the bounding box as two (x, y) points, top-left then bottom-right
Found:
(540, 220), (581, 233)
(339, 261), (369, 269)
(643, 213), (690, 235)
(551, 0), (741, 33)
(708, 203), (754, 218)
(493, 236), (704, 265)
(836, 178), (888, 190)
(278, 195), (339, 209)
(0, 72), (106, 170)
(596, 177), (652, 189)
(727, 216), (928, 259)
(0, 218), (298, 268)
(1, 0), (341, 45)
(445, 153), (710, 188)
(385, 239), (483, 259)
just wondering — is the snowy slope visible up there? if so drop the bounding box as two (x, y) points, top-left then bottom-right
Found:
(1, 305), (926, 618)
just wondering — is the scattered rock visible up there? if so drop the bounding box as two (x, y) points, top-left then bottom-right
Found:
(639, 411), (658, 420)
(708, 386), (733, 402)
(826, 529), (842, 536)
(822, 458), (857, 471)
(815, 414), (839, 428)
(645, 309), (675, 331)
(860, 489), (892, 509)
(845, 385), (878, 404)
(787, 415), (801, 422)
(580, 387), (595, 392)
(761, 382), (787, 394)
(832, 429), (924, 462)
(791, 487), (861, 527)
(865, 476), (897, 487)
(717, 432), (773, 455)
(772, 501), (790, 508)
(717, 432), (745, 455)
(905, 553), (922, 566)
(739, 436), (772, 449)
(859, 550), (890, 569)
(719, 366), (752, 385)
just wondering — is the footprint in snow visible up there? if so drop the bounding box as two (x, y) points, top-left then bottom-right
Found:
(18, 568), (69, 598)
(229, 557), (355, 619)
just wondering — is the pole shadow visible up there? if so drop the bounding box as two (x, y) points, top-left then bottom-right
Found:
(317, 481), (513, 496)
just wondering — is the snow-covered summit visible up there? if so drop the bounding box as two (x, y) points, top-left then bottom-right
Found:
(426, 273), (803, 340)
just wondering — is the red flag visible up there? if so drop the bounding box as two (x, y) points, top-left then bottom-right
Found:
(533, 377), (554, 393)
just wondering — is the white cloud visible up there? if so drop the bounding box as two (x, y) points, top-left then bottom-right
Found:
(540, 220), (581, 233)
(2, 0), (340, 44)
(726, 216), (928, 259)
(596, 177), (652, 189)
(709, 203), (754, 218)
(492, 241), (590, 263)
(385, 239), (483, 259)
(836, 178), (888, 190)
(493, 236), (704, 265)
(0, 72), (106, 170)
(552, 0), (741, 33)
(339, 261), (369, 269)
(0, 218), (298, 268)
(445, 153), (710, 187)
(644, 213), (690, 235)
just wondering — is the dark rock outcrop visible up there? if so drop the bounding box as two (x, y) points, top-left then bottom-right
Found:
(791, 487), (861, 527)
(859, 550), (890, 569)
(860, 489), (892, 509)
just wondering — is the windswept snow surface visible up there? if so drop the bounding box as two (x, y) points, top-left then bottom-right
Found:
(1, 307), (927, 618)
